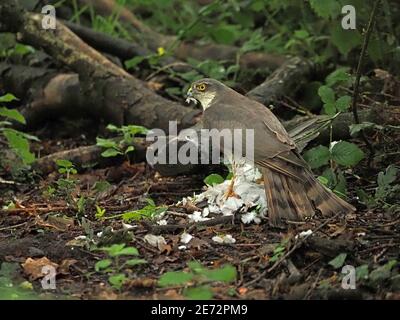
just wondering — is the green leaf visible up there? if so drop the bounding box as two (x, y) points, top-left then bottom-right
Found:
(101, 148), (123, 157)
(124, 145), (135, 154)
(309, 0), (341, 19)
(96, 137), (118, 149)
(318, 86), (335, 104)
(56, 159), (73, 168)
(116, 247), (139, 256)
(325, 68), (351, 87)
(0, 93), (18, 103)
(204, 173), (225, 186)
(323, 102), (336, 116)
(183, 286), (213, 300)
(369, 260), (398, 284)
(210, 25), (237, 45)
(95, 259), (112, 272)
(108, 273), (127, 289)
(349, 122), (381, 136)
(330, 25), (362, 55)
(335, 95), (352, 112)
(331, 141), (364, 166)
(0, 107), (25, 124)
(303, 145), (331, 169)
(201, 265), (236, 283)
(125, 259), (147, 266)
(356, 264), (369, 281)
(328, 253), (347, 269)
(158, 271), (194, 287)
(2, 129), (35, 164)
(377, 165), (398, 187)
(125, 56), (146, 69)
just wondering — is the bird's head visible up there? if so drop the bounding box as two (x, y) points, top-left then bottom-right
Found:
(186, 78), (223, 110)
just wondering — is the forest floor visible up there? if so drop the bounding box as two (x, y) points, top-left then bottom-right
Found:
(0, 123), (399, 300)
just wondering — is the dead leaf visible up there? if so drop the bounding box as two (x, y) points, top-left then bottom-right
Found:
(58, 259), (78, 275)
(22, 257), (59, 280)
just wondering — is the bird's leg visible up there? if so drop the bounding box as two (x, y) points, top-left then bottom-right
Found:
(224, 160), (239, 199)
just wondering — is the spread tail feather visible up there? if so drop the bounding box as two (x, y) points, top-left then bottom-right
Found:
(262, 167), (355, 227)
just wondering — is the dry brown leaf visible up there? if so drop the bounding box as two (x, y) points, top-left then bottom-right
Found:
(58, 259), (78, 275)
(22, 257), (59, 280)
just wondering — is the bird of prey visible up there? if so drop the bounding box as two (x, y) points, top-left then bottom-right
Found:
(186, 78), (355, 227)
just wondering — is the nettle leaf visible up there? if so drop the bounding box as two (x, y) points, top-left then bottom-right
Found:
(158, 271), (194, 287)
(335, 95), (352, 112)
(303, 145), (331, 169)
(331, 141), (364, 167)
(0, 93), (18, 103)
(328, 253), (347, 269)
(309, 0), (341, 19)
(0, 107), (26, 124)
(183, 286), (213, 300)
(204, 173), (225, 186)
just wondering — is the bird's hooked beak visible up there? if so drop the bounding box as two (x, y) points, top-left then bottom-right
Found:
(185, 87), (198, 105)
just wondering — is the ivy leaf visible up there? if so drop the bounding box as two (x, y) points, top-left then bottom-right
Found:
(331, 141), (364, 166)
(328, 253), (347, 269)
(0, 107), (26, 124)
(158, 271), (193, 287)
(335, 95), (352, 112)
(303, 145), (331, 169)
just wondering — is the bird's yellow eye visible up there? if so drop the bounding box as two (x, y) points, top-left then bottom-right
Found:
(196, 83), (206, 91)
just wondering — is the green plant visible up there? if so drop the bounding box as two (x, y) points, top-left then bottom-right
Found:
(0, 93), (38, 168)
(96, 124), (148, 158)
(54, 159), (78, 200)
(101, 198), (167, 222)
(269, 238), (290, 263)
(357, 165), (399, 210)
(158, 261), (236, 299)
(94, 243), (147, 290)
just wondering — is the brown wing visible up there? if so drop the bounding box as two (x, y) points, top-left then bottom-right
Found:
(203, 93), (307, 179)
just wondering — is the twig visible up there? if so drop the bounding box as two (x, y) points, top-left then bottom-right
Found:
(351, 0), (381, 164)
(244, 212), (341, 287)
